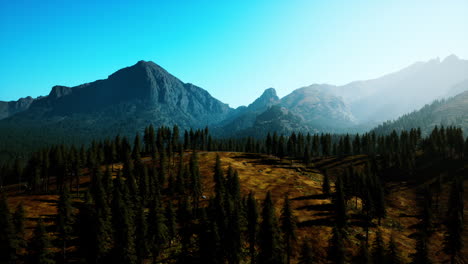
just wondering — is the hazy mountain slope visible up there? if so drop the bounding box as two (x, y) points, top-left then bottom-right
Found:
(0, 96), (34, 120)
(331, 55), (468, 123)
(280, 85), (355, 128)
(373, 90), (468, 135)
(218, 85), (356, 136)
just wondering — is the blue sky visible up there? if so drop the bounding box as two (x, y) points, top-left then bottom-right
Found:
(1, 0), (467, 107)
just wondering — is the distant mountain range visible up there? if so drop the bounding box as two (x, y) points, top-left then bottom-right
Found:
(1, 55), (468, 158)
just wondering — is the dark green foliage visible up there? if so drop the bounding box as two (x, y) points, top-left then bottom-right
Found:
(328, 226), (345, 264)
(333, 176), (347, 228)
(372, 230), (385, 264)
(297, 240), (315, 264)
(0, 193), (17, 263)
(13, 202), (26, 254)
(28, 219), (55, 264)
(111, 183), (137, 264)
(258, 191), (283, 264)
(444, 178), (464, 264)
(412, 232), (431, 264)
(56, 187), (74, 262)
(247, 192), (259, 264)
(386, 234), (402, 264)
(280, 194), (297, 264)
(355, 240), (371, 264)
(148, 201), (169, 263)
(135, 206), (149, 264)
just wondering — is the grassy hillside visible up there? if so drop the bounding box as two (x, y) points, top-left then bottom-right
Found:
(4, 151), (467, 263)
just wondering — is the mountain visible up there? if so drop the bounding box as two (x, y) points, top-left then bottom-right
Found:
(331, 54), (468, 123)
(0, 61), (234, 159)
(217, 85), (356, 136)
(373, 89), (468, 135)
(0, 96), (34, 120)
(280, 85), (355, 128)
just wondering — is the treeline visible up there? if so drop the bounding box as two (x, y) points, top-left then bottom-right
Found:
(4, 124), (467, 188)
(0, 124), (466, 263)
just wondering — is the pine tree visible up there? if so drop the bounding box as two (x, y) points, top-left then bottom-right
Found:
(0, 193), (16, 263)
(247, 192), (259, 264)
(280, 194), (297, 264)
(28, 219), (55, 264)
(355, 240), (370, 264)
(135, 206), (149, 264)
(56, 187), (74, 262)
(198, 208), (222, 264)
(297, 240), (315, 264)
(111, 184), (137, 264)
(258, 191), (282, 264)
(386, 234), (402, 264)
(165, 201), (177, 244)
(148, 201), (169, 263)
(13, 202), (26, 256)
(334, 176), (347, 228)
(372, 229), (385, 264)
(444, 178), (464, 264)
(412, 232), (431, 264)
(328, 226), (345, 264)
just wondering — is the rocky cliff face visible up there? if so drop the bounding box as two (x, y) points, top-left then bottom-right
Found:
(0, 96), (34, 120)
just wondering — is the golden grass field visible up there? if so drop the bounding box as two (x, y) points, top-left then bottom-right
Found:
(5, 151), (468, 263)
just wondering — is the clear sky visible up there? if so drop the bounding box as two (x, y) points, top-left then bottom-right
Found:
(1, 0), (467, 107)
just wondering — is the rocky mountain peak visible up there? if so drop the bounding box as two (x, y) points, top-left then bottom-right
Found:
(247, 87), (280, 112)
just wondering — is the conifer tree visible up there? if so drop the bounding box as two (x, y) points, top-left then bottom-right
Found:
(28, 219), (55, 264)
(297, 240), (315, 264)
(334, 176), (347, 228)
(165, 201), (177, 244)
(111, 184), (137, 264)
(328, 226), (345, 264)
(0, 193), (16, 263)
(412, 232), (431, 264)
(13, 202), (26, 256)
(444, 178), (464, 264)
(198, 208), (222, 264)
(135, 206), (149, 264)
(280, 194), (297, 264)
(247, 192), (259, 264)
(148, 201), (169, 263)
(372, 229), (385, 264)
(258, 191), (282, 264)
(386, 234), (402, 264)
(355, 240), (370, 264)
(56, 187), (74, 262)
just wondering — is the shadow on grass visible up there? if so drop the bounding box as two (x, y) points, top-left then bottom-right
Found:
(298, 217), (335, 227)
(292, 194), (329, 200)
(296, 203), (334, 211)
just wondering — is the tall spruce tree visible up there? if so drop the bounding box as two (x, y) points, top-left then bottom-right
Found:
(334, 176), (347, 228)
(386, 234), (402, 264)
(247, 192), (259, 264)
(0, 193), (16, 263)
(28, 219), (55, 264)
(444, 178), (464, 264)
(328, 226), (345, 264)
(372, 229), (385, 264)
(258, 191), (282, 264)
(297, 240), (315, 264)
(13, 202), (26, 257)
(56, 187), (74, 262)
(280, 194), (297, 264)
